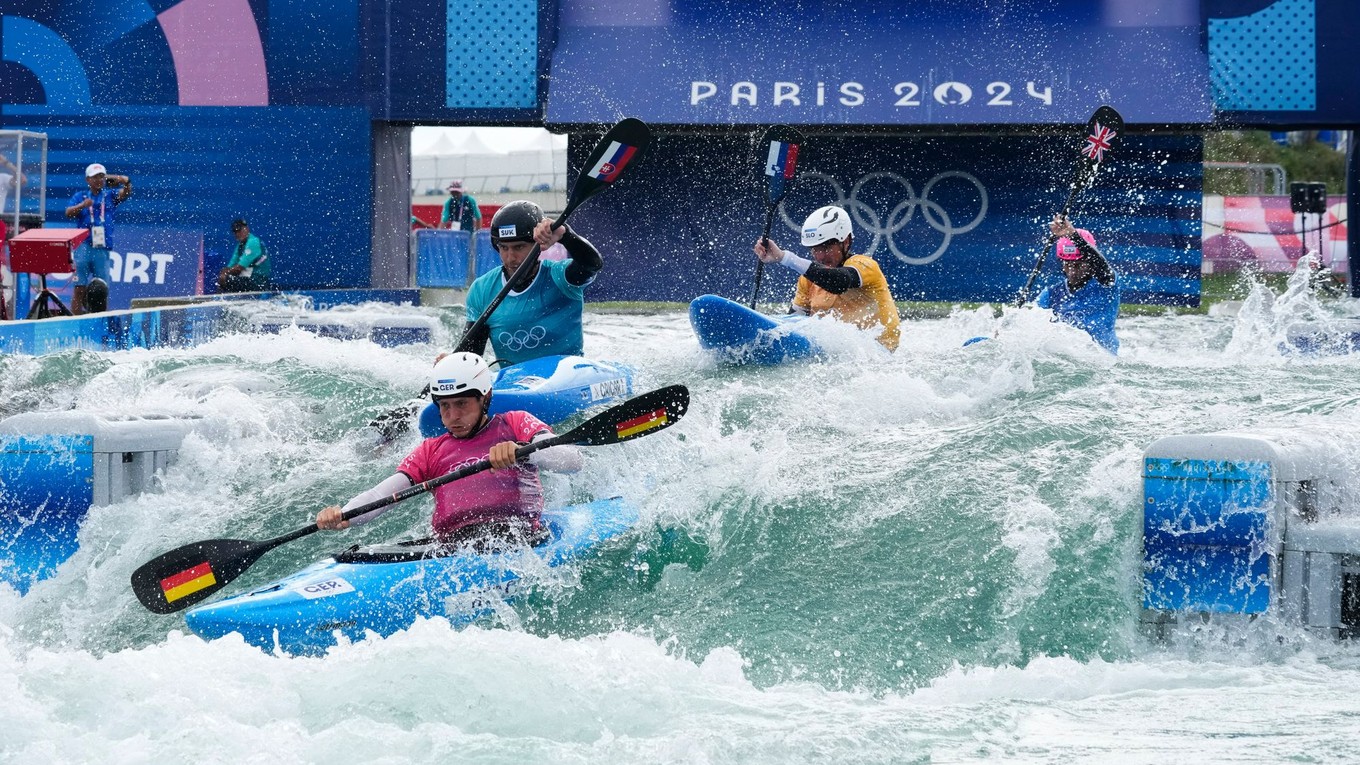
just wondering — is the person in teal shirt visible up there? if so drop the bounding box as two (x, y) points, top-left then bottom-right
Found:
(1035, 215), (1120, 354)
(462, 201), (603, 365)
(217, 219), (273, 293)
(441, 180), (481, 232)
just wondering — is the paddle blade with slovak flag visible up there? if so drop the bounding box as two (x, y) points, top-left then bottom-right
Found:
(567, 118), (651, 217)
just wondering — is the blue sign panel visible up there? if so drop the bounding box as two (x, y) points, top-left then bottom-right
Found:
(548, 0), (1213, 126)
(1208, 0), (1360, 125)
(570, 132), (1201, 306)
(102, 226), (203, 310)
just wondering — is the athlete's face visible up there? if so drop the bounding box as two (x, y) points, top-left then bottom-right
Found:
(496, 240), (537, 275)
(437, 394), (486, 438)
(1062, 257), (1091, 289)
(809, 238), (849, 268)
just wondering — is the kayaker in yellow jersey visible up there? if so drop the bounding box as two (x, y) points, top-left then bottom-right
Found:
(753, 205), (901, 351)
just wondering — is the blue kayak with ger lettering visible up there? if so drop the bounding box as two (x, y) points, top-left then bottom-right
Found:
(183, 498), (639, 655)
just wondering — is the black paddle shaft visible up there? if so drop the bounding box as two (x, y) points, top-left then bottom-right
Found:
(130, 384), (689, 615)
(454, 118), (652, 355)
(1013, 106), (1123, 308)
(749, 125), (805, 309)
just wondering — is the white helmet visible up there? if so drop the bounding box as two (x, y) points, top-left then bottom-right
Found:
(430, 352), (493, 399)
(801, 205), (853, 247)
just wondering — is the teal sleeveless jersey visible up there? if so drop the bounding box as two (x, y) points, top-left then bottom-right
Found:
(465, 259), (588, 364)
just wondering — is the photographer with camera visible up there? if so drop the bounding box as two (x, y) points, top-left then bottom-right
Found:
(64, 163), (132, 314)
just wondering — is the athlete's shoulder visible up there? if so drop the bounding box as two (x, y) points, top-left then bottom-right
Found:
(501, 409), (551, 436)
(846, 254), (887, 282)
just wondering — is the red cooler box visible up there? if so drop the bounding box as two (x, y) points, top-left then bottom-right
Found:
(10, 229), (90, 274)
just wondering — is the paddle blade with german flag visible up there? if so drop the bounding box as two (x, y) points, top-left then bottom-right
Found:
(565, 385), (689, 447)
(131, 537), (270, 614)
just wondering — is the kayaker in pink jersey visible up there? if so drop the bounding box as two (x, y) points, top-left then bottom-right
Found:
(316, 352), (582, 545)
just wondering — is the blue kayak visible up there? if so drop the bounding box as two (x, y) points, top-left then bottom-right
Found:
(184, 498), (639, 655)
(419, 355), (633, 437)
(689, 294), (820, 366)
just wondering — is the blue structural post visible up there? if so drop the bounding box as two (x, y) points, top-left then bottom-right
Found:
(1350, 130), (1359, 297)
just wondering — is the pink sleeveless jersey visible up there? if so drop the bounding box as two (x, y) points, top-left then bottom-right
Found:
(397, 411), (551, 538)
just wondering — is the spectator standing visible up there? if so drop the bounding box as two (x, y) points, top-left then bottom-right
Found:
(441, 180), (481, 232)
(0, 153), (26, 214)
(64, 163), (131, 314)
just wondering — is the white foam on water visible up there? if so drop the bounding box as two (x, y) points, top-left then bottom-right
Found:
(1, 624), (1358, 763)
(3, 304), (1360, 762)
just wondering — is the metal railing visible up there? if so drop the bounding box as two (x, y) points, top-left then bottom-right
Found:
(1204, 161), (1287, 196)
(410, 172), (567, 196)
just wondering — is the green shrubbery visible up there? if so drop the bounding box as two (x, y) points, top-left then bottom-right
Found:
(1204, 131), (1347, 196)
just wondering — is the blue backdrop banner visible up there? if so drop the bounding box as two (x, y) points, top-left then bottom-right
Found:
(549, 0), (1212, 126)
(569, 131), (1202, 306)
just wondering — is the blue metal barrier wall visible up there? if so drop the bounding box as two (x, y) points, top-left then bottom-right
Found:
(415, 229), (472, 288)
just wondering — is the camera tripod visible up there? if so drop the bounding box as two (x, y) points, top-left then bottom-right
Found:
(25, 273), (73, 319)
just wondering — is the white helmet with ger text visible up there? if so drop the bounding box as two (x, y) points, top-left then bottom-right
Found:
(801, 205), (853, 247)
(429, 352), (493, 398)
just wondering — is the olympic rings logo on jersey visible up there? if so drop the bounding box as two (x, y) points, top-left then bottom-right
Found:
(780, 171), (988, 266)
(498, 325), (547, 352)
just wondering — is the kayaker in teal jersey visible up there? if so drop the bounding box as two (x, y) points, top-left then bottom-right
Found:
(1035, 215), (1120, 354)
(461, 200), (604, 365)
(317, 353), (583, 545)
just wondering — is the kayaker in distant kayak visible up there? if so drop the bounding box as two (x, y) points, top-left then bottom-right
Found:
(752, 204), (902, 351)
(461, 200), (604, 365)
(317, 352), (583, 545)
(1035, 215), (1120, 354)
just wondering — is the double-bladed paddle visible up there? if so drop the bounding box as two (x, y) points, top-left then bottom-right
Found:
(132, 384), (689, 614)
(1012, 105), (1124, 308)
(749, 125), (805, 309)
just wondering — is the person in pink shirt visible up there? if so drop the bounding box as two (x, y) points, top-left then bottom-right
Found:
(316, 352), (582, 546)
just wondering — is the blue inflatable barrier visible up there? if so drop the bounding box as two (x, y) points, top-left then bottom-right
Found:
(0, 413), (198, 594)
(474, 229), (499, 279)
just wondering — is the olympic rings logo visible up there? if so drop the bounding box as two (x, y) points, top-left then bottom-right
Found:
(498, 325), (547, 352)
(780, 171), (988, 266)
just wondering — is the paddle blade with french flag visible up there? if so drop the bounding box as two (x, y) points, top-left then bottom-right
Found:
(567, 117), (651, 214)
(762, 124), (805, 206)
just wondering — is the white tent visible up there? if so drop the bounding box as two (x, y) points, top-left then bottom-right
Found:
(411, 127), (566, 196)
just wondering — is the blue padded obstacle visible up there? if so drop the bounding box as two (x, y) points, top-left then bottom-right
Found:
(1141, 430), (1360, 640)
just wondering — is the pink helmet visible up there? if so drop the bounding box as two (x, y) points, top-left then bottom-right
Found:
(1055, 229), (1096, 261)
